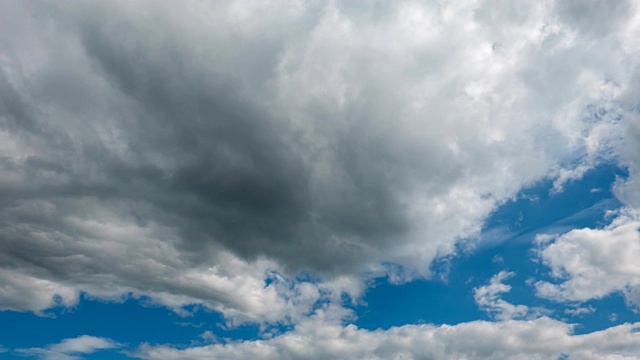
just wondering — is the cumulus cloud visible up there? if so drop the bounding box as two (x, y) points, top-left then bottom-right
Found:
(536, 209), (640, 307)
(0, 0), (639, 325)
(17, 335), (120, 360)
(134, 309), (640, 360)
(474, 271), (529, 321)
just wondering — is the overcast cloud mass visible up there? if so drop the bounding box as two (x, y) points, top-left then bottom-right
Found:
(1, 0), (640, 359)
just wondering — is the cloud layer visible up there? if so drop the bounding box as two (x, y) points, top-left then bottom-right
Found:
(134, 311), (640, 360)
(1, 0), (640, 330)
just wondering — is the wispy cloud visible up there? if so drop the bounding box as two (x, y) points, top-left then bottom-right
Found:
(16, 335), (120, 360)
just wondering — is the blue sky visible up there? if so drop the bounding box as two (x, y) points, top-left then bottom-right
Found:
(2, 1), (640, 359)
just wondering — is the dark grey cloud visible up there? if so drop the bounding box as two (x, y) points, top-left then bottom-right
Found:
(0, 1), (428, 278)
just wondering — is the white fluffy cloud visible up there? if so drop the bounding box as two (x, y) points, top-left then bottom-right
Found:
(474, 271), (529, 321)
(17, 335), (120, 360)
(134, 310), (640, 360)
(0, 0), (639, 326)
(536, 209), (640, 307)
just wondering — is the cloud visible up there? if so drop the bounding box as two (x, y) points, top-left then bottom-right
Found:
(530, 4), (640, 312)
(551, 164), (592, 194)
(614, 101), (640, 210)
(564, 305), (596, 317)
(535, 209), (640, 307)
(134, 309), (640, 360)
(0, 0), (639, 324)
(0, 270), (78, 313)
(16, 335), (120, 360)
(474, 271), (529, 321)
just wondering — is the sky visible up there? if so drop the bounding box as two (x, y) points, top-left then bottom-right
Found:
(1, 0), (640, 359)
